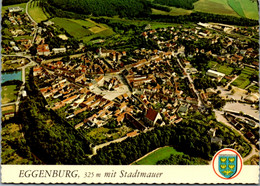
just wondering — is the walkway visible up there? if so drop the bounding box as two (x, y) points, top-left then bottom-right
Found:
(88, 136), (129, 158)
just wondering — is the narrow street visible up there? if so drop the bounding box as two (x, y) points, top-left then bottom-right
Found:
(176, 58), (203, 107)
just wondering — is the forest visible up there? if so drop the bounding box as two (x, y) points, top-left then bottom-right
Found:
(91, 111), (250, 165)
(153, 0), (198, 10)
(149, 3), (171, 12)
(46, 0), (151, 18)
(18, 69), (92, 164)
(156, 154), (208, 165)
(148, 12), (258, 26)
(2, 0), (28, 5)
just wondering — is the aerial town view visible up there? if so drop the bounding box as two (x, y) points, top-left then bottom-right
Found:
(1, 0), (259, 166)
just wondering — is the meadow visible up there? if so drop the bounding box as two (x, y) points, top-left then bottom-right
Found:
(51, 17), (114, 43)
(151, 0), (258, 20)
(194, 0), (238, 16)
(227, 0), (246, 17)
(28, 0), (49, 23)
(152, 7), (192, 16)
(232, 0), (258, 20)
(134, 146), (183, 165)
(51, 17), (93, 38)
(1, 85), (19, 104)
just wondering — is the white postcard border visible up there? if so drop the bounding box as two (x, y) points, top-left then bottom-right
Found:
(1, 165), (259, 184)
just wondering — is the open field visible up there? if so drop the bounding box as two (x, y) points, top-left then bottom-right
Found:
(14, 35), (33, 41)
(2, 3), (27, 15)
(217, 65), (234, 75)
(28, 1), (49, 23)
(239, 0), (259, 20)
(51, 17), (92, 38)
(209, 62), (234, 75)
(194, 0), (239, 16)
(134, 146), (183, 165)
(227, 0), (246, 17)
(231, 67), (257, 89)
(152, 7), (192, 16)
(1, 85), (18, 104)
(51, 17), (114, 43)
(69, 19), (96, 28)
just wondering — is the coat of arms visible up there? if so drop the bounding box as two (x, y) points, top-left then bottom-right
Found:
(218, 154), (237, 178)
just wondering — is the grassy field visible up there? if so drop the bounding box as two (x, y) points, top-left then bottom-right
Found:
(227, 0), (246, 17)
(51, 17), (114, 43)
(239, 0), (259, 20)
(209, 62), (234, 75)
(152, 7), (192, 16)
(217, 65), (234, 75)
(1, 85), (19, 104)
(2, 3), (27, 15)
(231, 67), (257, 89)
(134, 146), (183, 165)
(14, 35), (33, 41)
(208, 61), (218, 68)
(194, 0), (239, 16)
(51, 17), (92, 38)
(28, 0), (49, 23)
(69, 19), (96, 28)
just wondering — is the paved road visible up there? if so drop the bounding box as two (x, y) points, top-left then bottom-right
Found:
(214, 110), (259, 162)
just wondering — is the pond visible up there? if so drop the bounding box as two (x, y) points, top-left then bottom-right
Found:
(1, 70), (22, 84)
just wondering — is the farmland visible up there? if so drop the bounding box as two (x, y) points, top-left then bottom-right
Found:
(1, 85), (19, 104)
(227, 0), (246, 17)
(209, 61), (234, 75)
(152, 7), (192, 16)
(51, 17), (114, 43)
(133, 146), (183, 165)
(28, 0), (49, 23)
(194, 0), (238, 17)
(236, 0), (258, 20)
(51, 17), (93, 38)
(232, 67), (257, 89)
(152, 0), (258, 19)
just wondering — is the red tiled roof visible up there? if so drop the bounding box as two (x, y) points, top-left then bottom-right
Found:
(145, 108), (158, 122)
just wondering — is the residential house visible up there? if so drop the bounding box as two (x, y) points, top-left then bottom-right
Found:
(144, 108), (164, 126)
(37, 44), (51, 56)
